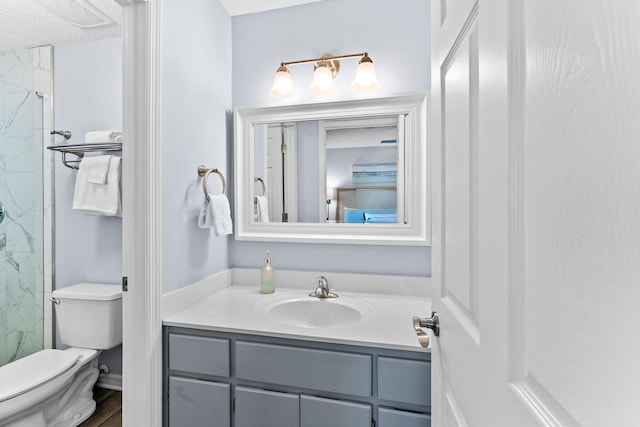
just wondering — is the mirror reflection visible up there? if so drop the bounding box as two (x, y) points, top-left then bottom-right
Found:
(252, 115), (403, 225)
(234, 95), (429, 246)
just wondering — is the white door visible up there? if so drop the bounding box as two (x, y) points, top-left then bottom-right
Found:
(429, 1), (640, 426)
(266, 124), (298, 222)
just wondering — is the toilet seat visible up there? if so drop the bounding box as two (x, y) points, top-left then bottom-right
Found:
(0, 350), (80, 402)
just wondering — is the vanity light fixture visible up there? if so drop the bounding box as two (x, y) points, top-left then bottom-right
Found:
(269, 65), (297, 98)
(269, 52), (380, 98)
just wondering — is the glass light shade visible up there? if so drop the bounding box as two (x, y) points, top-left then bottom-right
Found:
(269, 67), (297, 98)
(351, 61), (380, 92)
(309, 65), (336, 95)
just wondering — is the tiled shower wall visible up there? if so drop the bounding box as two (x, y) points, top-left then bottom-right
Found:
(0, 46), (52, 366)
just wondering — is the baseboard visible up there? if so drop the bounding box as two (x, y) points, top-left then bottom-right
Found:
(97, 373), (122, 391)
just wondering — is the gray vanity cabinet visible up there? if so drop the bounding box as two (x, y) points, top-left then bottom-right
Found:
(168, 377), (230, 427)
(163, 327), (431, 427)
(235, 341), (371, 397)
(378, 407), (431, 427)
(378, 356), (431, 406)
(166, 333), (232, 426)
(300, 395), (371, 427)
(235, 386), (299, 427)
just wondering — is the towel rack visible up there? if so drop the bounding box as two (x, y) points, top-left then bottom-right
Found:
(254, 177), (266, 196)
(198, 165), (226, 201)
(47, 142), (123, 170)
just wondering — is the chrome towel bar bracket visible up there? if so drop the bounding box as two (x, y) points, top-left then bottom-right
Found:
(198, 165), (226, 201)
(254, 177), (266, 196)
(47, 142), (123, 169)
(51, 129), (72, 139)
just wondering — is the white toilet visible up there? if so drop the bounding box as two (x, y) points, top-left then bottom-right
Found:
(0, 283), (122, 427)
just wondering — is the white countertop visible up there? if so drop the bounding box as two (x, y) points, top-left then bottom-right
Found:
(163, 284), (431, 352)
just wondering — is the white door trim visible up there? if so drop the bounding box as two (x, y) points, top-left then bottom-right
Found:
(120, 0), (163, 425)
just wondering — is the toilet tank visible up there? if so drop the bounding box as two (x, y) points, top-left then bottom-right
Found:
(52, 283), (122, 350)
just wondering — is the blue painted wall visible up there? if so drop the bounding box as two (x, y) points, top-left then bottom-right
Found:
(54, 37), (123, 374)
(230, 0), (431, 276)
(55, 38), (123, 289)
(162, 0), (233, 293)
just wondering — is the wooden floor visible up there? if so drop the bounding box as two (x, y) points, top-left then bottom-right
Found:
(80, 387), (122, 427)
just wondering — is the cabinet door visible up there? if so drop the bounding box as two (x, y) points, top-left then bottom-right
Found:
(234, 386), (299, 427)
(236, 341), (371, 397)
(300, 395), (371, 427)
(377, 357), (430, 407)
(169, 334), (230, 377)
(378, 407), (431, 427)
(169, 376), (230, 427)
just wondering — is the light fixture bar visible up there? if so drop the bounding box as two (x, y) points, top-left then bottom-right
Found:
(270, 52), (379, 98)
(280, 52), (369, 67)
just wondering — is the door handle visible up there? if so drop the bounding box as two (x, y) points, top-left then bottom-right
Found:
(412, 312), (439, 347)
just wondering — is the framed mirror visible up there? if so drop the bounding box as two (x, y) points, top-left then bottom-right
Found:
(234, 94), (429, 245)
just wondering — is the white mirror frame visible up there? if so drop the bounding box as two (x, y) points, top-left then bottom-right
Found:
(234, 94), (429, 246)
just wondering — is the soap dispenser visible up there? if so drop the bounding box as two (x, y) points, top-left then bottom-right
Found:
(260, 250), (275, 294)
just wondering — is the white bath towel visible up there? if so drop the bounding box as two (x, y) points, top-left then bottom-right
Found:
(84, 155), (112, 184)
(85, 130), (123, 144)
(198, 194), (233, 236)
(73, 156), (122, 216)
(254, 196), (270, 223)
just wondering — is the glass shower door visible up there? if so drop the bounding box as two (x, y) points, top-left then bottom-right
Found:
(0, 79), (45, 366)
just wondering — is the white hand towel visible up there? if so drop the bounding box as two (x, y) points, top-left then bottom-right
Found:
(212, 194), (233, 236)
(198, 194), (233, 236)
(85, 131), (123, 144)
(73, 156), (122, 216)
(255, 196), (270, 223)
(83, 155), (113, 184)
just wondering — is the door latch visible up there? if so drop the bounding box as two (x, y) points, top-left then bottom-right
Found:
(412, 312), (439, 347)
(122, 276), (128, 292)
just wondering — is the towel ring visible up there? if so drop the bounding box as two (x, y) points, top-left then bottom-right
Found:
(254, 177), (266, 196)
(197, 165), (226, 202)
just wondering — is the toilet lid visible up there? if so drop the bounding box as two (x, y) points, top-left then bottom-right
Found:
(0, 349), (80, 402)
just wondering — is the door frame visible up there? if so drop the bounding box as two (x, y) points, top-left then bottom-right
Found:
(116, 0), (164, 424)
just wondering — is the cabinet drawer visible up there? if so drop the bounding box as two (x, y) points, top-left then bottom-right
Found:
(234, 386), (299, 427)
(236, 341), (371, 397)
(378, 407), (431, 427)
(301, 395), (371, 427)
(377, 357), (430, 406)
(168, 376), (230, 427)
(169, 334), (229, 377)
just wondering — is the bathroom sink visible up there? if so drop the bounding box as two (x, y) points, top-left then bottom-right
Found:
(263, 294), (376, 328)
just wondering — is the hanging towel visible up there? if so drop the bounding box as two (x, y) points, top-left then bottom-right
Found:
(84, 155), (112, 184)
(254, 196), (270, 223)
(72, 156), (122, 216)
(85, 130), (123, 144)
(198, 194), (233, 236)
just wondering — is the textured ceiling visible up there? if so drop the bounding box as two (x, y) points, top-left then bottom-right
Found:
(0, 0), (325, 53)
(0, 0), (122, 53)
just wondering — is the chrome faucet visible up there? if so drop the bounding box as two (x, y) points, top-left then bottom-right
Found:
(309, 276), (338, 299)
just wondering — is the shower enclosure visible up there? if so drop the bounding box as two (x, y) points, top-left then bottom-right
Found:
(0, 46), (53, 366)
